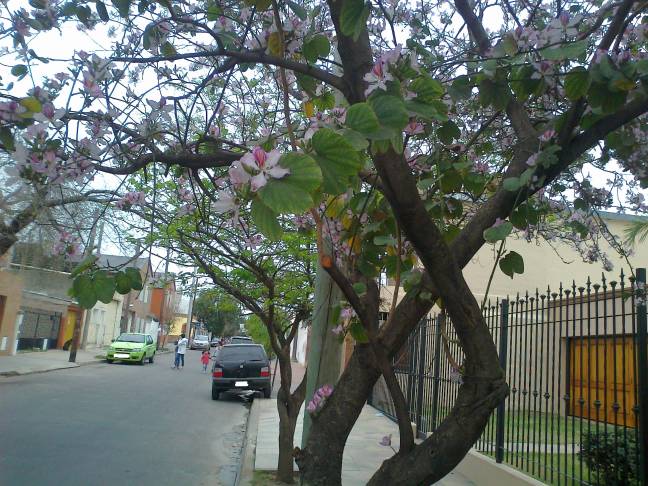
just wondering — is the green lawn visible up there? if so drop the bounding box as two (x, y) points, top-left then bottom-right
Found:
(483, 451), (595, 486)
(474, 410), (620, 446)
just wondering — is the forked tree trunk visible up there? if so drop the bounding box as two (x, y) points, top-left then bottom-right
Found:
(277, 392), (299, 483)
(296, 345), (381, 486)
(275, 350), (307, 483)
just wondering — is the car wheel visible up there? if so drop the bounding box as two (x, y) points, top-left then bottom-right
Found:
(149, 353), (155, 364)
(211, 385), (220, 401)
(106, 359), (113, 364)
(263, 387), (271, 398)
(139, 354), (145, 366)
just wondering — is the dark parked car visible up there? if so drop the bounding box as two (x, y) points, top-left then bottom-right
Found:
(230, 336), (253, 345)
(211, 344), (271, 400)
(210, 337), (221, 347)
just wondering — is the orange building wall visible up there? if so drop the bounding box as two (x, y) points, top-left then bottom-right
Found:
(150, 287), (164, 320)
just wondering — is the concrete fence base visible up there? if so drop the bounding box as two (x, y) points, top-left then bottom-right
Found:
(456, 450), (546, 486)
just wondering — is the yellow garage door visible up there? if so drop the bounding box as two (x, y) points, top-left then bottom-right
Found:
(569, 335), (637, 427)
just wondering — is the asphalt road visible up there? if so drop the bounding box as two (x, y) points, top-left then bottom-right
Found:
(0, 349), (251, 486)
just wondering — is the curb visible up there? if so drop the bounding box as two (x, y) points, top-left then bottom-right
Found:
(236, 398), (261, 486)
(0, 348), (174, 377)
(0, 362), (80, 377)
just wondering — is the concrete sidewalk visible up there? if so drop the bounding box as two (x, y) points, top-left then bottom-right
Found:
(251, 398), (473, 485)
(0, 349), (106, 376)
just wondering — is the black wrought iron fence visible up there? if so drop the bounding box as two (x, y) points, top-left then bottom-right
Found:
(369, 269), (648, 485)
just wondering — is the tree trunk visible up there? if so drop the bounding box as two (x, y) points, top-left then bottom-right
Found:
(277, 393), (298, 483)
(296, 345), (381, 486)
(275, 350), (307, 483)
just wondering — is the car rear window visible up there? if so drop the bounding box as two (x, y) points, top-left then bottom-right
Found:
(220, 346), (266, 361)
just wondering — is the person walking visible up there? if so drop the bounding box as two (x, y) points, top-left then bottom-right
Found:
(174, 333), (188, 369)
(200, 350), (210, 373)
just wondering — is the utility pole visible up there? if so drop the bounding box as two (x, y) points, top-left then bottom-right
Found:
(120, 243), (141, 334)
(156, 247), (170, 349)
(301, 243), (344, 446)
(75, 210), (99, 357)
(185, 268), (198, 339)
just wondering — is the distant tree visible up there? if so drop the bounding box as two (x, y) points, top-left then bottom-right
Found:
(193, 289), (240, 338)
(245, 314), (275, 359)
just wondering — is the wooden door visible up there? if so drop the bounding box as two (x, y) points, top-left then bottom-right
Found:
(570, 335), (637, 427)
(58, 309), (76, 349)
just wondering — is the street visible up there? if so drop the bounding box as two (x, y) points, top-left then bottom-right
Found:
(0, 350), (250, 486)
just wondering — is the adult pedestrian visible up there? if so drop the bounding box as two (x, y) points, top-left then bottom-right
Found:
(174, 333), (189, 369)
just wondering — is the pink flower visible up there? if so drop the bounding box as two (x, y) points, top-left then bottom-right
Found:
(306, 400), (318, 413)
(239, 147), (290, 192)
(539, 129), (555, 142)
(228, 161), (251, 187)
(340, 307), (355, 320)
(404, 120), (424, 135)
(526, 153), (539, 167)
(317, 384), (334, 398)
(211, 190), (237, 214)
(331, 324), (344, 335)
(379, 434), (392, 446)
(363, 58), (394, 96)
(491, 218), (505, 228)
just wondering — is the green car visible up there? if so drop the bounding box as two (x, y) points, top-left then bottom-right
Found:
(106, 333), (156, 365)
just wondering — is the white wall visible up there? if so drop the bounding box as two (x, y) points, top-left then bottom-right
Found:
(85, 294), (124, 349)
(292, 324), (309, 365)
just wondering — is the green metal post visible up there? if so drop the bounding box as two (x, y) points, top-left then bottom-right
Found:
(301, 254), (343, 447)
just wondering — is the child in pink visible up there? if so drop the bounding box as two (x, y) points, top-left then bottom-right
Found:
(200, 350), (210, 373)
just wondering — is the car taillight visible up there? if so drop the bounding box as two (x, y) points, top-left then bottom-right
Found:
(260, 366), (270, 377)
(213, 368), (223, 378)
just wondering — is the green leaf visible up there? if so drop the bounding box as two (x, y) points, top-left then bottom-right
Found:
(340, 0), (370, 41)
(0, 127), (15, 151)
(369, 95), (408, 131)
(96, 1), (110, 21)
(373, 235), (397, 246)
(11, 65), (28, 78)
(499, 251), (524, 279)
(73, 275), (98, 309)
(251, 198), (283, 240)
(349, 321), (369, 343)
(71, 254), (98, 278)
(448, 75), (472, 101)
(541, 40), (588, 61)
(503, 177), (522, 192)
(346, 102), (380, 135)
(338, 129), (369, 151)
(111, 0), (131, 18)
(93, 271), (116, 304)
(404, 100), (447, 122)
(302, 34), (330, 64)
(243, 0), (272, 10)
(352, 282), (367, 295)
(483, 221), (513, 242)
(125, 267), (143, 291)
(437, 120), (461, 144)
(286, 0), (307, 20)
(161, 41), (177, 57)
(501, 34), (518, 56)
(20, 97), (42, 114)
(564, 67), (590, 101)
(312, 128), (363, 195)
(409, 75), (444, 102)
(258, 153), (322, 213)
(206, 4), (221, 21)
(115, 272), (132, 294)
(439, 168), (463, 193)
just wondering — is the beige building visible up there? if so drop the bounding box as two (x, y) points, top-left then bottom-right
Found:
(381, 211), (648, 306)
